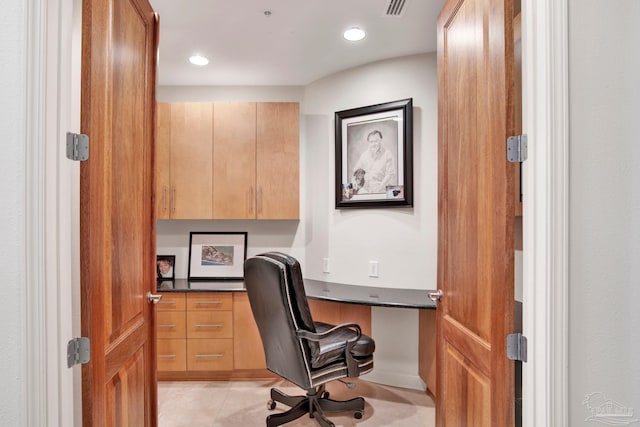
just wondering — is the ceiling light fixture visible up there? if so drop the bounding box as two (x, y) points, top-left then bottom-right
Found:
(189, 54), (209, 66)
(343, 27), (366, 41)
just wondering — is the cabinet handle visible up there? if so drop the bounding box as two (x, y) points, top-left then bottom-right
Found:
(158, 354), (177, 359)
(249, 187), (254, 214)
(194, 300), (223, 305)
(194, 324), (224, 328)
(194, 354), (224, 358)
(157, 324), (176, 328)
(162, 185), (167, 212)
(258, 187), (263, 214)
(171, 185), (176, 213)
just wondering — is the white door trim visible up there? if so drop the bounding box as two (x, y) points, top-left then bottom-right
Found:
(521, 1), (569, 426)
(25, 0), (78, 425)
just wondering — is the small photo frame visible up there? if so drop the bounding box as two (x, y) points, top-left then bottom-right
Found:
(335, 98), (413, 208)
(187, 232), (248, 281)
(156, 255), (175, 281)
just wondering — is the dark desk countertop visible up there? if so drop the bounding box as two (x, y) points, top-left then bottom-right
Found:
(157, 278), (436, 310)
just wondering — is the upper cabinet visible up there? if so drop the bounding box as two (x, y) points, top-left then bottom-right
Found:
(256, 102), (300, 220)
(156, 101), (299, 220)
(155, 102), (213, 219)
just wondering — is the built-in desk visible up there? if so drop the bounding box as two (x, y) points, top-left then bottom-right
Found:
(155, 279), (437, 395)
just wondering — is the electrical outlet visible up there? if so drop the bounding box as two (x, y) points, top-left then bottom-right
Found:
(368, 261), (379, 277)
(322, 258), (330, 273)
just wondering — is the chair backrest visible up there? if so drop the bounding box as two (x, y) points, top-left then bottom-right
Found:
(243, 252), (316, 389)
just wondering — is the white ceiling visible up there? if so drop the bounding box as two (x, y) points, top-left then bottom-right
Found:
(150, 0), (445, 87)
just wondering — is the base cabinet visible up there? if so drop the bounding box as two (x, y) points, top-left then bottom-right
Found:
(157, 291), (269, 380)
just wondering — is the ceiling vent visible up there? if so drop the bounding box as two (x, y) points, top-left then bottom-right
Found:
(384, 0), (408, 17)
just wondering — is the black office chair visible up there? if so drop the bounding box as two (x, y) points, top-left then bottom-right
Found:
(244, 252), (375, 427)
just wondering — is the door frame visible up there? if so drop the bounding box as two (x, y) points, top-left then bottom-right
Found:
(23, 0), (568, 425)
(520, 1), (569, 426)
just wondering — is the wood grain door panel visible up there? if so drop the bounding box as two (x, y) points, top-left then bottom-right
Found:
(233, 293), (266, 370)
(156, 102), (171, 219)
(170, 102), (213, 219)
(213, 102), (257, 219)
(80, 0), (158, 424)
(256, 102), (300, 219)
(437, 0), (515, 425)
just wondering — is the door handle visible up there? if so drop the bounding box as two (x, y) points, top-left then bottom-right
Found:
(428, 289), (442, 302)
(147, 291), (163, 304)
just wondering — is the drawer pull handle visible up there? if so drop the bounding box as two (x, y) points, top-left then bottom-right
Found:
(194, 324), (224, 328)
(194, 354), (224, 359)
(157, 324), (176, 328)
(158, 354), (177, 359)
(195, 301), (223, 305)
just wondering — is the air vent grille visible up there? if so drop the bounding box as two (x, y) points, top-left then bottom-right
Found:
(384, 0), (407, 16)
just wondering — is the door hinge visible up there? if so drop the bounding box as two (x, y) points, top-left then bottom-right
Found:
(66, 132), (89, 161)
(507, 134), (527, 163)
(506, 333), (527, 362)
(67, 337), (91, 367)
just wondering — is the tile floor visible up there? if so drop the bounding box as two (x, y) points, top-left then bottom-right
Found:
(158, 379), (435, 427)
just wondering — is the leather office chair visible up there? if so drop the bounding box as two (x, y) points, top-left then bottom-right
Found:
(244, 252), (375, 427)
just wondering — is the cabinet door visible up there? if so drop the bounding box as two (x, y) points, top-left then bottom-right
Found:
(155, 102), (171, 219)
(213, 102), (257, 219)
(256, 102), (299, 219)
(170, 102), (213, 219)
(233, 293), (266, 370)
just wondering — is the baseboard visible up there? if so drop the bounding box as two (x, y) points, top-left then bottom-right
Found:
(361, 370), (426, 391)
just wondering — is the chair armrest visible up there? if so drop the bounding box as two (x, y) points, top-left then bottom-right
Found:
(296, 322), (362, 343)
(296, 323), (362, 377)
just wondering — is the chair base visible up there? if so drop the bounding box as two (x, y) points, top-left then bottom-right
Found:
(266, 385), (365, 427)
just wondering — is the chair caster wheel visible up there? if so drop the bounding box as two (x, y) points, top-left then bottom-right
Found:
(267, 400), (276, 410)
(354, 410), (363, 419)
(321, 391), (330, 399)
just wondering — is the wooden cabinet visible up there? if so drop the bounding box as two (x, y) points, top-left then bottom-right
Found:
(233, 293), (266, 370)
(157, 291), (268, 379)
(212, 102), (299, 219)
(155, 102), (213, 219)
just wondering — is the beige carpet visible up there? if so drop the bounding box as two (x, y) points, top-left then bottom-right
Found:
(158, 378), (435, 427)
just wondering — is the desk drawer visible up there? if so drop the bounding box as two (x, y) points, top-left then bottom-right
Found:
(157, 293), (186, 311)
(187, 339), (233, 371)
(186, 292), (232, 311)
(157, 339), (186, 371)
(157, 311), (186, 339)
(187, 311), (233, 339)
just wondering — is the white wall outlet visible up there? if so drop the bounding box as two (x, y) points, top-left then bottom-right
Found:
(368, 261), (379, 277)
(322, 258), (330, 273)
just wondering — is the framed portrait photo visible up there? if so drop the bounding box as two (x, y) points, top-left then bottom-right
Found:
(187, 232), (248, 281)
(156, 255), (175, 281)
(335, 98), (413, 209)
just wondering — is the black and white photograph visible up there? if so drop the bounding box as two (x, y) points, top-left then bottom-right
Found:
(187, 232), (247, 280)
(335, 98), (413, 208)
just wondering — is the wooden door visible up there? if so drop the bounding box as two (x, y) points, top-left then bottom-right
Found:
(256, 102), (300, 219)
(80, 0), (158, 425)
(170, 103), (214, 219)
(213, 102), (257, 219)
(436, 0), (515, 425)
(156, 102), (171, 219)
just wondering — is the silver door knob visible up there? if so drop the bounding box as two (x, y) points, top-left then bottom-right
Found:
(147, 291), (163, 304)
(428, 289), (443, 302)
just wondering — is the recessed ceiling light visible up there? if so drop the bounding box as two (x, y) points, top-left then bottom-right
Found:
(343, 27), (366, 41)
(189, 54), (209, 66)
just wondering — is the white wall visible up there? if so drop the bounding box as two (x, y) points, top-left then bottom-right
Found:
(156, 53), (437, 390)
(0, 0), (26, 423)
(303, 53), (438, 290)
(568, 1), (640, 424)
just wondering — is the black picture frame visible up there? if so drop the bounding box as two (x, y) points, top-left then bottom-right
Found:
(335, 98), (413, 209)
(156, 255), (175, 281)
(187, 232), (248, 280)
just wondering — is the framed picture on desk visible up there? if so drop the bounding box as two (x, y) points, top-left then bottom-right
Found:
(187, 231), (247, 280)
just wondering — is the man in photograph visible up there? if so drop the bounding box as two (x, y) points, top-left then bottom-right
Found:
(351, 129), (397, 194)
